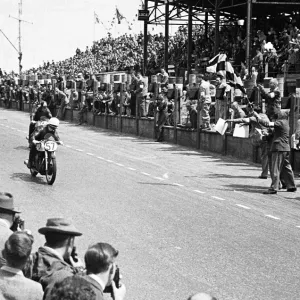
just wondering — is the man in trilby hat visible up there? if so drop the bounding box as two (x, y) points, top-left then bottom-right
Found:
(31, 217), (84, 292)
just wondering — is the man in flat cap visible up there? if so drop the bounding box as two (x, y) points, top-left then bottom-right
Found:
(0, 192), (21, 267)
(31, 217), (84, 291)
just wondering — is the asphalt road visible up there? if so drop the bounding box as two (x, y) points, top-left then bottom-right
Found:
(0, 107), (300, 300)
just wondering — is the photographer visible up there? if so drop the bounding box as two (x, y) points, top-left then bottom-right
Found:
(31, 218), (84, 293)
(0, 192), (23, 267)
(82, 242), (126, 300)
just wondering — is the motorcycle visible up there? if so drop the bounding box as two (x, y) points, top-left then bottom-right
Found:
(26, 139), (59, 185)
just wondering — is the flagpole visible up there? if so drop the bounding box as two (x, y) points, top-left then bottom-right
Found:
(93, 11), (95, 43)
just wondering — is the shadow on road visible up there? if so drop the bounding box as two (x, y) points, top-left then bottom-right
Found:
(207, 173), (258, 179)
(138, 182), (176, 186)
(224, 184), (266, 194)
(14, 146), (29, 151)
(10, 172), (46, 185)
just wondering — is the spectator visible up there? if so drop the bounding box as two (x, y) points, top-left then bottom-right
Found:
(55, 88), (68, 121)
(198, 74), (211, 130)
(187, 292), (218, 300)
(186, 101), (197, 129)
(0, 232), (43, 300)
(82, 242), (126, 300)
(257, 78), (281, 120)
(214, 74), (231, 120)
(155, 94), (168, 142)
(48, 276), (96, 300)
(0, 192), (21, 267)
(157, 68), (169, 84)
(31, 218), (84, 291)
(133, 71), (148, 117)
(260, 110), (297, 194)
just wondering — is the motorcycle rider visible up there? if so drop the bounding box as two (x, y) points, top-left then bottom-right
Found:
(28, 101), (52, 141)
(25, 117), (63, 169)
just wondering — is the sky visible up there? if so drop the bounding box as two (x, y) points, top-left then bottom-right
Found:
(0, 0), (166, 72)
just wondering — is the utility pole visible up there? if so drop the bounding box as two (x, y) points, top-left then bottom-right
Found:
(9, 0), (33, 75)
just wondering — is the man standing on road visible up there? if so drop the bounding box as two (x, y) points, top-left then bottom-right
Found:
(259, 110), (297, 194)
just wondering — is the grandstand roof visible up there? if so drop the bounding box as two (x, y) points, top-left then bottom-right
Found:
(170, 0), (300, 17)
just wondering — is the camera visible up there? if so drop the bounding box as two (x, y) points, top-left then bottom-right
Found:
(103, 266), (120, 296)
(10, 214), (25, 232)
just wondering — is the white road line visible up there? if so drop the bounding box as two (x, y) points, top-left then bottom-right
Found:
(193, 189), (205, 194)
(265, 215), (281, 220)
(76, 149), (83, 152)
(141, 172), (150, 176)
(127, 167), (136, 171)
(162, 173), (169, 179)
(173, 183), (184, 187)
(235, 204), (251, 210)
(153, 177), (164, 181)
(211, 196), (225, 201)
(11, 127), (16, 130)
(296, 226), (300, 228)
(65, 145), (71, 148)
(106, 160), (113, 163)
(97, 156), (104, 160)
(115, 163), (124, 167)
(86, 153), (94, 156)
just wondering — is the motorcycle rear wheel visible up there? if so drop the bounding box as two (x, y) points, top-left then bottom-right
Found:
(46, 158), (57, 185)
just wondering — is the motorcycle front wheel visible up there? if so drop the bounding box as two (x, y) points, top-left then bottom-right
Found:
(30, 168), (38, 177)
(45, 157), (57, 185)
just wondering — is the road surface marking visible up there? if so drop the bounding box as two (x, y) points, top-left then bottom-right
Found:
(193, 190), (205, 194)
(86, 153), (94, 156)
(97, 156), (104, 160)
(296, 226), (300, 228)
(163, 173), (169, 179)
(174, 246), (182, 250)
(211, 196), (225, 201)
(106, 159), (113, 163)
(115, 163), (124, 167)
(11, 127), (16, 130)
(154, 177), (164, 181)
(128, 167), (136, 171)
(173, 183), (184, 187)
(65, 145), (71, 148)
(265, 215), (280, 220)
(141, 172), (150, 176)
(75, 149), (83, 152)
(235, 204), (251, 210)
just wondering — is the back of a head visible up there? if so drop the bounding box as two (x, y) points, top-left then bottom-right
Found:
(50, 276), (96, 300)
(85, 242), (118, 275)
(4, 231), (33, 269)
(187, 292), (218, 300)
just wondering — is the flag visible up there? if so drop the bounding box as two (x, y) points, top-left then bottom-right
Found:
(206, 53), (245, 93)
(94, 12), (100, 24)
(116, 8), (125, 24)
(206, 53), (227, 77)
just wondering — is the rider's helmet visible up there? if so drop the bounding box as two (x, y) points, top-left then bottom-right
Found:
(48, 117), (59, 129)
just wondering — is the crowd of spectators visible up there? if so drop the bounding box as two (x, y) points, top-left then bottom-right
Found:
(0, 191), (218, 300)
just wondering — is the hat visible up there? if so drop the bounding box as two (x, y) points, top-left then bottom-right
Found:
(38, 218), (82, 236)
(0, 192), (20, 213)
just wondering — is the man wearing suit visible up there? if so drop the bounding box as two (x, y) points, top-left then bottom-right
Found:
(0, 232), (43, 300)
(0, 192), (21, 267)
(259, 110), (297, 194)
(82, 242), (126, 300)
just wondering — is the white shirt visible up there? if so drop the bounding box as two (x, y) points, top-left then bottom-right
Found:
(89, 274), (106, 291)
(1, 265), (23, 276)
